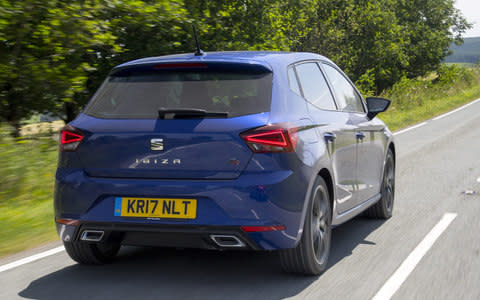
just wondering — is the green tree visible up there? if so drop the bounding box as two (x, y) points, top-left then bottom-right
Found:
(73, 0), (191, 122)
(394, 0), (471, 78)
(0, 0), (119, 136)
(300, 0), (470, 94)
(184, 0), (317, 51)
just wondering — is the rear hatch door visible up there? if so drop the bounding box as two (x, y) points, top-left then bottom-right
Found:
(74, 62), (272, 179)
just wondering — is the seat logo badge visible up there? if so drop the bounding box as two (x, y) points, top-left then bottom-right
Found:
(150, 138), (164, 151)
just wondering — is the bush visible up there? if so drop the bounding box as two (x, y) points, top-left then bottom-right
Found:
(383, 76), (431, 109)
(435, 64), (475, 87)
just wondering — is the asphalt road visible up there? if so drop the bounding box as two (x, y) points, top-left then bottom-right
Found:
(1, 99), (479, 300)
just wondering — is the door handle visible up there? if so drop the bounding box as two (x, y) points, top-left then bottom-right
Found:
(324, 132), (336, 143)
(356, 132), (366, 140)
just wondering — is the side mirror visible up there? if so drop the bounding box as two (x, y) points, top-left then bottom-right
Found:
(366, 97), (391, 120)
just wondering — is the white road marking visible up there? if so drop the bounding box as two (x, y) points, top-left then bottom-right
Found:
(372, 213), (457, 300)
(0, 246), (65, 273)
(476, 177), (480, 183)
(432, 98), (480, 121)
(393, 122), (427, 136)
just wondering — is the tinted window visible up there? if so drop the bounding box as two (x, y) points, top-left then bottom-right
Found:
(287, 67), (301, 95)
(322, 64), (365, 113)
(295, 62), (336, 110)
(84, 69), (273, 119)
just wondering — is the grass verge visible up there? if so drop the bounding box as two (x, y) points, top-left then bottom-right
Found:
(0, 131), (59, 258)
(1, 64), (480, 259)
(381, 84), (480, 131)
(380, 64), (480, 131)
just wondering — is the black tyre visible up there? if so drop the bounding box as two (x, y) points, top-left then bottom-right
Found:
(280, 176), (332, 275)
(364, 148), (395, 219)
(64, 241), (120, 265)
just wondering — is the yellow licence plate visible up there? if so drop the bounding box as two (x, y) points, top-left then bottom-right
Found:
(114, 197), (197, 219)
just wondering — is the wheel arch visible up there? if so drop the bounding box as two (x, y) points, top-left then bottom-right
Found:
(388, 141), (396, 166)
(294, 164), (335, 246)
(318, 168), (334, 219)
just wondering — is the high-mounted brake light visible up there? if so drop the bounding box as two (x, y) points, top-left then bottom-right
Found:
(154, 63), (208, 69)
(240, 125), (298, 153)
(59, 125), (84, 152)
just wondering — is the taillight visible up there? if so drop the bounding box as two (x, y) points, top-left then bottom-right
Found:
(59, 125), (84, 152)
(240, 125), (298, 153)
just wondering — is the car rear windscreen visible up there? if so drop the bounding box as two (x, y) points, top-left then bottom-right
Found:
(83, 66), (273, 119)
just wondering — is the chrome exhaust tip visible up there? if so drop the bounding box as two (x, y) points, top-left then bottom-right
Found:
(80, 230), (104, 242)
(210, 235), (245, 248)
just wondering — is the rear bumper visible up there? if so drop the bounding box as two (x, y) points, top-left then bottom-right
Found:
(54, 165), (311, 250)
(57, 222), (261, 250)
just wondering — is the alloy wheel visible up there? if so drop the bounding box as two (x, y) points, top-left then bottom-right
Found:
(311, 185), (330, 265)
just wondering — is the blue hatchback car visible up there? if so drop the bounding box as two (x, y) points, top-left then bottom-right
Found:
(55, 51), (395, 275)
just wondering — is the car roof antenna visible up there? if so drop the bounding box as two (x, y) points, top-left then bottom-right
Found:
(192, 24), (205, 56)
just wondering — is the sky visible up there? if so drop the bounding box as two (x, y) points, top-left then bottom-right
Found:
(455, 0), (480, 37)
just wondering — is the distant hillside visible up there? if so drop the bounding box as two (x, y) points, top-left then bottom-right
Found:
(444, 37), (480, 63)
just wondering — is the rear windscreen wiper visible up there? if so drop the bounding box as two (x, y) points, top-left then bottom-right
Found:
(158, 108), (229, 119)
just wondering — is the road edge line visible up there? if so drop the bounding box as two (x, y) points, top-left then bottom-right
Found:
(0, 246), (65, 273)
(371, 213), (457, 300)
(393, 122), (427, 136)
(432, 98), (480, 121)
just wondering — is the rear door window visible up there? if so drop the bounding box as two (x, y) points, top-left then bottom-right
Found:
(84, 67), (273, 119)
(294, 62), (336, 110)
